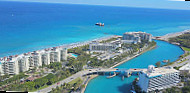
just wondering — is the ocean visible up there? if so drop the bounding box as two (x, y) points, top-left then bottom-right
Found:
(0, 1), (190, 57)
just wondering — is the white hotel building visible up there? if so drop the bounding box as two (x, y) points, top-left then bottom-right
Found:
(0, 47), (68, 76)
(138, 65), (180, 92)
(122, 31), (152, 44)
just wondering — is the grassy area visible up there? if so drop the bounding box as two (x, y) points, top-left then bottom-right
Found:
(182, 47), (190, 52)
(178, 59), (187, 64)
(68, 77), (82, 85)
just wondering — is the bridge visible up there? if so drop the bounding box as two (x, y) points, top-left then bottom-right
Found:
(82, 68), (145, 77)
(37, 68), (145, 93)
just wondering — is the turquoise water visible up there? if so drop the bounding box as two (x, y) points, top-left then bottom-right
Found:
(1, 1), (190, 57)
(85, 40), (184, 93)
(71, 53), (78, 57)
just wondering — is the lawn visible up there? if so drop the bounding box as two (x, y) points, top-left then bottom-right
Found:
(182, 47), (190, 52)
(68, 77), (82, 85)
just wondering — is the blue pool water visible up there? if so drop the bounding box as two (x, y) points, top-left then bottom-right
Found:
(71, 53), (78, 57)
(85, 40), (184, 93)
(0, 1), (190, 57)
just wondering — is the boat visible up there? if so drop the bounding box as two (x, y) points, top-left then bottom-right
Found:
(162, 60), (169, 63)
(95, 22), (104, 26)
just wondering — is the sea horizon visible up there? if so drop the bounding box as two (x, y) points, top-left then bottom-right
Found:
(1, 1), (190, 57)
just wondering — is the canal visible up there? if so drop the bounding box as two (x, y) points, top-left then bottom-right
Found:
(85, 40), (184, 93)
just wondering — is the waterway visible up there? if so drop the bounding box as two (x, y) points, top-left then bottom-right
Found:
(85, 40), (184, 93)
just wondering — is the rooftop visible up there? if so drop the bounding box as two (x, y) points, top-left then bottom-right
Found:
(142, 66), (179, 78)
(179, 63), (190, 70)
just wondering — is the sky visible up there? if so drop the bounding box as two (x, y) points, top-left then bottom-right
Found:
(1, 0), (190, 10)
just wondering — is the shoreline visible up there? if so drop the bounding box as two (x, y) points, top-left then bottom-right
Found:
(0, 35), (116, 58)
(81, 75), (98, 93)
(153, 29), (190, 42)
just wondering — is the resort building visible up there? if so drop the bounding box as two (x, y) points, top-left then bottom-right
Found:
(41, 51), (51, 65)
(138, 65), (180, 92)
(18, 56), (30, 72)
(0, 57), (19, 75)
(60, 48), (67, 61)
(50, 47), (61, 62)
(89, 42), (119, 53)
(179, 63), (190, 74)
(0, 47), (68, 75)
(25, 51), (42, 68)
(0, 63), (2, 75)
(122, 32), (152, 44)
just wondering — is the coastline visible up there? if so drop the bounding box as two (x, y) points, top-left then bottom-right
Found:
(0, 35), (116, 58)
(153, 30), (190, 42)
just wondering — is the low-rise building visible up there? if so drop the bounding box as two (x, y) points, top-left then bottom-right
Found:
(89, 42), (119, 53)
(138, 65), (180, 92)
(179, 63), (190, 73)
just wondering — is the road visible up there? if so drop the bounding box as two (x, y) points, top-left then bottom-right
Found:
(169, 54), (190, 67)
(35, 68), (117, 93)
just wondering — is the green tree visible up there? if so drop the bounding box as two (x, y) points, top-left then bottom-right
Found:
(155, 61), (161, 67)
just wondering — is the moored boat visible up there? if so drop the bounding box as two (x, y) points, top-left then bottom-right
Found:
(95, 22), (104, 26)
(162, 60), (169, 63)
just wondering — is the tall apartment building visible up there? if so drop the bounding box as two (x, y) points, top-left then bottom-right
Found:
(0, 63), (2, 75)
(41, 51), (51, 65)
(26, 52), (42, 68)
(50, 47), (61, 62)
(0, 47), (68, 76)
(122, 32), (152, 44)
(0, 57), (19, 75)
(60, 48), (67, 61)
(18, 56), (30, 72)
(137, 65), (180, 92)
